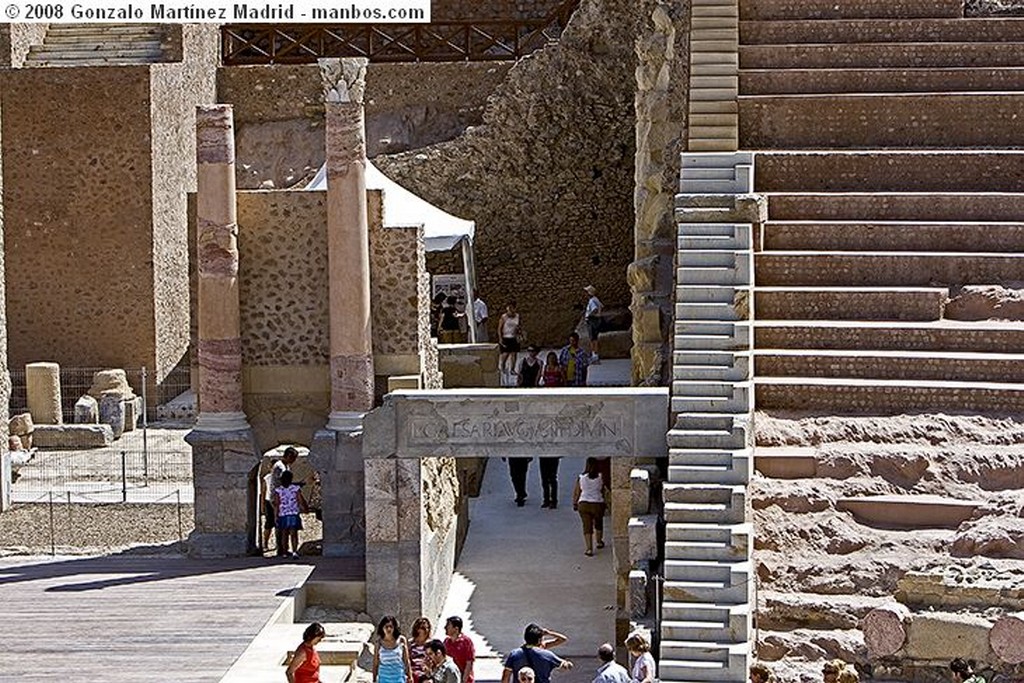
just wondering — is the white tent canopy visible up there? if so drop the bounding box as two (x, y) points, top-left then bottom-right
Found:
(305, 161), (474, 252)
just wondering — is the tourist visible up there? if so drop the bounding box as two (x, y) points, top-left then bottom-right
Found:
(573, 457), (609, 556)
(519, 668), (536, 683)
(374, 615), (413, 683)
(558, 333), (590, 387)
(473, 295), (489, 342)
(507, 456), (533, 507)
(583, 285), (603, 363)
(409, 617), (433, 683)
(439, 295), (463, 344)
(592, 643), (630, 683)
(749, 662), (774, 683)
(839, 669), (859, 683)
(430, 292), (448, 338)
(427, 640), (462, 683)
(498, 302), (523, 385)
(539, 456), (561, 509)
(950, 659), (984, 683)
(443, 616), (476, 683)
(624, 631), (655, 683)
(286, 622), (326, 683)
(501, 623), (574, 683)
(518, 345), (543, 387)
(541, 352), (564, 387)
(262, 446), (299, 556)
(273, 470), (308, 559)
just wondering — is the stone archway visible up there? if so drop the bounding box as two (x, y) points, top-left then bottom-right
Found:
(361, 387), (668, 633)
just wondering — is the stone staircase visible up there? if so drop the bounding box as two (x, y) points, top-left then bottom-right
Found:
(25, 24), (169, 66)
(737, 0), (1024, 414)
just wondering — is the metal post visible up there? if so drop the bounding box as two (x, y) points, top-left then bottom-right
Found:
(141, 367), (149, 484)
(121, 451), (127, 503)
(48, 491), (55, 556)
(176, 489), (183, 542)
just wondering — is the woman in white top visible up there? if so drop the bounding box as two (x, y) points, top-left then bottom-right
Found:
(497, 302), (523, 384)
(572, 457), (608, 556)
(625, 631), (655, 683)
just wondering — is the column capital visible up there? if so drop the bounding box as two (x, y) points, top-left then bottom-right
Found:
(319, 58), (368, 105)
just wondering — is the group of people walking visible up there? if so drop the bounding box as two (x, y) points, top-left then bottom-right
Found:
(288, 617), (655, 683)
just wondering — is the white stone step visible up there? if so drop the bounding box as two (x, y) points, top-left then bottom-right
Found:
(682, 167), (737, 180)
(678, 250), (749, 269)
(659, 646), (748, 682)
(662, 604), (750, 641)
(674, 322), (750, 351)
(676, 285), (745, 304)
(676, 301), (743, 321)
(665, 482), (744, 504)
(664, 562), (752, 603)
(677, 255), (751, 285)
(669, 446), (749, 466)
(672, 380), (746, 398)
(673, 352), (750, 382)
(677, 222), (749, 237)
(682, 151), (753, 168)
(669, 413), (750, 447)
(670, 383), (751, 413)
(665, 523), (750, 560)
(661, 640), (748, 666)
(668, 451), (750, 484)
(665, 488), (746, 523)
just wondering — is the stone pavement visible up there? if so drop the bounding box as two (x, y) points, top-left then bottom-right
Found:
(439, 454), (618, 683)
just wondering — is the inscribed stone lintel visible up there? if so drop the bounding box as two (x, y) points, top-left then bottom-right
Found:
(365, 388), (669, 459)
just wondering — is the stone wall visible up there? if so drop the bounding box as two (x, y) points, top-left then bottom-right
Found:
(2, 67), (158, 375)
(631, 0), (690, 386)
(375, 0), (640, 347)
(0, 24), (47, 67)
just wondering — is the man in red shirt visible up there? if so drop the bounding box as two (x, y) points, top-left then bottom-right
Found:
(443, 616), (475, 683)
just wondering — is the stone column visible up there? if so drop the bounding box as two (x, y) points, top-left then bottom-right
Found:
(187, 105), (257, 557)
(323, 58), (374, 429)
(194, 105), (247, 433)
(26, 362), (62, 425)
(310, 58), (373, 558)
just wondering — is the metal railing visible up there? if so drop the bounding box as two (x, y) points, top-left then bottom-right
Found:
(221, 0), (581, 64)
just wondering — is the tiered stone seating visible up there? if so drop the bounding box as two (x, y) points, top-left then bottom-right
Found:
(25, 24), (168, 66)
(738, 1), (1024, 414)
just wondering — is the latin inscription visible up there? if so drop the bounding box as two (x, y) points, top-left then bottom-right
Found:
(408, 415), (622, 445)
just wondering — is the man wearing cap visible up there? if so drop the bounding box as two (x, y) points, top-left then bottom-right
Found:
(583, 285), (603, 364)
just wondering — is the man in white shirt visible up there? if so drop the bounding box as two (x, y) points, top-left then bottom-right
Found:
(592, 644), (630, 683)
(473, 296), (489, 342)
(583, 285), (602, 363)
(262, 447), (298, 556)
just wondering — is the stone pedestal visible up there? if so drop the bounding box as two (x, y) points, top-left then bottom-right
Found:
(99, 391), (125, 439)
(74, 395), (99, 424)
(185, 427), (259, 557)
(309, 425), (366, 558)
(26, 362), (61, 425)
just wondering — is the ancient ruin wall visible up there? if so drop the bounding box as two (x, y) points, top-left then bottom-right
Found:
(0, 24), (47, 67)
(150, 26), (219, 384)
(2, 67), (158, 374)
(375, 0), (640, 346)
(631, 0), (690, 385)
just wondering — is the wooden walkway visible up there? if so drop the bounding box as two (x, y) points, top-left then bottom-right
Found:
(0, 553), (363, 681)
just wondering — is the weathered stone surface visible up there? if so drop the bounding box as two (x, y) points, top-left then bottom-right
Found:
(760, 591), (890, 631)
(629, 514), (658, 564)
(74, 395), (99, 424)
(87, 369), (134, 400)
(629, 568), (648, 618)
(630, 467), (651, 516)
(99, 391), (126, 439)
(26, 362), (61, 425)
(862, 603), (911, 657)
(952, 515), (1024, 559)
(33, 424), (113, 449)
(904, 612), (992, 662)
(9, 413), (33, 436)
(601, 330), (633, 359)
(991, 612), (1024, 664)
(438, 344), (500, 388)
(123, 395), (142, 432)
(945, 285), (1024, 321)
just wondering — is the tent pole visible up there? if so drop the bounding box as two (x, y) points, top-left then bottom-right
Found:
(461, 236), (478, 343)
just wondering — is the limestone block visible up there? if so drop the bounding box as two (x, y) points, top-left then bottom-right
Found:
(9, 413), (33, 436)
(26, 362), (62, 425)
(32, 424), (113, 449)
(601, 330), (633, 359)
(629, 568), (649, 619)
(632, 342), (666, 387)
(88, 369), (134, 399)
(905, 612), (992, 662)
(991, 612), (1024, 664)
(388, 375), (421, 392)
(123, 396), (142, 432)
(627, 256), (659, 293)
(629, 514), (659, 564)
(862, 603), (911, 657)
(74, 395), (99, 424)
(99, 391), (126, 439)
(631, 468), (651, 516)
(633, 305), (662, 343)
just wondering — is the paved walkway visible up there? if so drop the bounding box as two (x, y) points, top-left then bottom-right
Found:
(440, 455), (617, 683)
(0, 553), (360, 682)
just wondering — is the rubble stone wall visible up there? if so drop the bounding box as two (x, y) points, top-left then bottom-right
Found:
(375, 0), (640, 346)
(1, 66), (158, 374)
(0, 24), (47, 66)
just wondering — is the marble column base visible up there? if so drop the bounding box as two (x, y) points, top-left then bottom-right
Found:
(194, 411), (250, 433)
